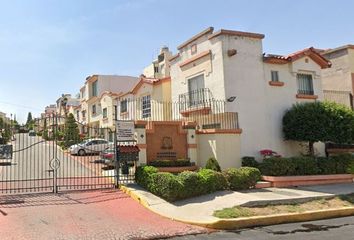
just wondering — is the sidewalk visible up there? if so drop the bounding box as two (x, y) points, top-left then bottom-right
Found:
(121, 183), (354, 226)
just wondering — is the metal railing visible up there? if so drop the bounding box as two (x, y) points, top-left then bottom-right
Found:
(117, 98), (239, 130)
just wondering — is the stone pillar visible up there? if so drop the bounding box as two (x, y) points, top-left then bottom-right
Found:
(135, 121), (147, 166)
(183, 121), (198, 165)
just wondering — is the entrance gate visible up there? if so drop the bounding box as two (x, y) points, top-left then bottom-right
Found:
(0, 115), (136, 194)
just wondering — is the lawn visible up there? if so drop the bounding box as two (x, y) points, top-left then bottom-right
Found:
(213, 194), (354, 219)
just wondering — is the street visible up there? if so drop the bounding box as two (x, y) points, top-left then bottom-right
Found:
(0, 133), (112, 193)
(170, 216), (354, 240)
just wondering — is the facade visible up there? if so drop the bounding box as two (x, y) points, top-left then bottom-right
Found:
(321, 45), (354, 108)
(143, 46), (173, 78)
(169, 27), (331, 159)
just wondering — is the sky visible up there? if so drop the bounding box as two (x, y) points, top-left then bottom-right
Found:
(0, 0), (353, 123)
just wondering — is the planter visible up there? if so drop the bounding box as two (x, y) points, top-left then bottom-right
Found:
(262, 174), (354, 187)
(157, 165), (198, 173)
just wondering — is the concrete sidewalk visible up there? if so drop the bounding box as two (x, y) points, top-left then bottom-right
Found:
(121, 183), (354, 224)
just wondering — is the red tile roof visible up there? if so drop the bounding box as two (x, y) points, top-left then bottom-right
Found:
(264, 47), (331, 69)
(118, 145), (140, 153)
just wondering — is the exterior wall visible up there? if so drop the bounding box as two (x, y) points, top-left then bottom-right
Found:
(99, 94), (117, 129)
(321, 50), (352, 92)
(197, 132), (241, 169)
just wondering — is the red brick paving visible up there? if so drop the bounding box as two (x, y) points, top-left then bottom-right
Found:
(0, 190), (209, 240)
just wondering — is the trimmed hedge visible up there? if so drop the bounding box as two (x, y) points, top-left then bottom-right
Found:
(258, 154), (354, 176)
(148, 159), (192, 167)
(242, 156), (259, 168)
(224, 167), (261, 190)
(135, 166), (259, 202)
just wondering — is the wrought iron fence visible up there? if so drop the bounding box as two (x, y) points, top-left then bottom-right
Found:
(118, 98), (239, 130)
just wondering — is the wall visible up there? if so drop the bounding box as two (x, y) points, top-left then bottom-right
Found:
(197, 132), (241, 169)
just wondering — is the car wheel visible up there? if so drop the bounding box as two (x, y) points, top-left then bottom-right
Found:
(78, 149), (86, 156)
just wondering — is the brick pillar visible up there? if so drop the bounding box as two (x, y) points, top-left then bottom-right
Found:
(183, 121), (198, 165)
(135, 121), (147, 166)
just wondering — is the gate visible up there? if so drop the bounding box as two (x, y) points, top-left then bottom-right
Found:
(0, 115), (136, 194)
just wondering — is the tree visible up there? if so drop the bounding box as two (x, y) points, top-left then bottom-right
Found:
(26, 112), (34, 130)
(283, 101), (354, 155)
(63, 113), (80, 147)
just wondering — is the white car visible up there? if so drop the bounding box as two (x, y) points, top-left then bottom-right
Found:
(69, 138), (113, 156)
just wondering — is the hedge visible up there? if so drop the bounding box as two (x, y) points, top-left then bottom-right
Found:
(242, 156), (259, 168)
(258, 154), (354, 176)
(135, 166), (260, 202)
(224, 167), (261, 190)
(205, 157), (221, 172)
(148, 159), (192, 167)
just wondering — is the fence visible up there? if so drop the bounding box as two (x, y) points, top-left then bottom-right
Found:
(323, 90), (353, 109)
(117, 98), (239, 130)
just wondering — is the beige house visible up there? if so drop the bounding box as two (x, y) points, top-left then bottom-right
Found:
(169, 27), (331, 162)
(321, 45), (354, 108)
(143, 46), (173, 78)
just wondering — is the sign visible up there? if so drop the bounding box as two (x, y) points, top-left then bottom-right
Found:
(0, 145), (13, 159)
(116, 121), (135, 141)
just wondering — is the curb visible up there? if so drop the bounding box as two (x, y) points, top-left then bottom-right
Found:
(119, 185), (354, 230)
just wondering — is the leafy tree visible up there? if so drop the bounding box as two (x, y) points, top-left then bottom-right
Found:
(283, 101), (354, 155)
(63, 113), (80, 147)
(26, 112), (34, 130)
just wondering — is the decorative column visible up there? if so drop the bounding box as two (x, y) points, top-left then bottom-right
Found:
(135, 120), (147, 166)
(183, 121), (198, 166)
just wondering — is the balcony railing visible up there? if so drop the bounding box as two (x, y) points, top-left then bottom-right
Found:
(298, 89), (314, 95)
(178, 88), (213, 113)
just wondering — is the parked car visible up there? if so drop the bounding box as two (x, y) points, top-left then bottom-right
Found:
(28, 130), (36, 137)
(69, 138), (113, 156)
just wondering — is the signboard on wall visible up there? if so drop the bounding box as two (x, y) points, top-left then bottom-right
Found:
(116, 121), (135, 141)
(0, 145), (13, 159)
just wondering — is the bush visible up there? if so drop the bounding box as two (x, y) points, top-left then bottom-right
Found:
(205, 157), (221, 172)
(224, 167), (261, 190)
(242, 156), (259, 168)
(149, 172), (183, 202)
(36, 132), (43, 137)
(178, 171), (205, 198)
(317, 157), (337, 175)
(135, 165), (158, 189)
(198, 168), (227, 193)
(290, 156), (319, 175)
(330, 154), (353, 174)
(348, 160), (354, 174)
(259, 157), (296, 176)
(149, 159), (192, 167)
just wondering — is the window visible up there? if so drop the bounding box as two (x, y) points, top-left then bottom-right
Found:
(271, 71), (279, 82)
(142, 95), (151, 118)
(297, 74), (314, 95)
(102, 108), (107, 118)
(191, 44), (197, 55)
(154, 66), (159, 73)
(82, 110), (86, 118)
(188, 74), (205, 106)
(92, 80), (98, 97)
(120, 100), (127, 113)
(76, 110), (80, 121)
(92, 105), (96, 115)
(114, 105), (117, 120)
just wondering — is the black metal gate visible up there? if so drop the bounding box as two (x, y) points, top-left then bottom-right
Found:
(0, 115), (136, 194)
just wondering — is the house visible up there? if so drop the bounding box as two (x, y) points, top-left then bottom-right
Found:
(169, 27), (331, 161)
(79, 75), (139, 136)
(143, 46), (173, 78)
(320, 45), (354, 108)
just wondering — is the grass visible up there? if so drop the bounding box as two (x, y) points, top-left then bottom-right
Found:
(213, 193), (354, 219)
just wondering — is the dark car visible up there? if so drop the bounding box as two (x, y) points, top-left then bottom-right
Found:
(28, 130), (36, 136)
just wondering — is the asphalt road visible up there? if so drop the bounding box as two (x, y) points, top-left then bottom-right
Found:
(0, 133), (109, 193)
(170, 216), (354, 240)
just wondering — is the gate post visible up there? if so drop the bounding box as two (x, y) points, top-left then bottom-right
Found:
(135, 121), (147, 165)
(113, 128), (119, 188)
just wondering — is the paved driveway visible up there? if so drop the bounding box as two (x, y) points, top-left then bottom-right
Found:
(0, 190), (208, 240)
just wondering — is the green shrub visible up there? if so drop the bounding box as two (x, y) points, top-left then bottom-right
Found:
(330, 154), (353, 174)
(205, 157), (221, 172)
(135, 165), (158, 189)
(242, 156), (259, 168)
(317, 157), (337, 175)
(178, 171), (205, 198)
(348, 160), (354, 174)
(224, 167), (261, 190)
(149, 159), (192, 167)
(259, 157), (296, 176)
(198, 168), (227, 193)
(149, 172), (183, 202)
(36, 132), (43, 137)
(290, 156), (319, 175)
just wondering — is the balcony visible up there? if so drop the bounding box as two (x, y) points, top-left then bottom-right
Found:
(178, 88), (213, 116)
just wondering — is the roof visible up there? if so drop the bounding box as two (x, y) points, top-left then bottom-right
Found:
(117, 145), (140, 153)
(321, 44), (354, 55)
(208, 29), (265, 40)
(263, 47), (331, 69)
(130, 76), (171, 94)
(177, 27), (214, 50)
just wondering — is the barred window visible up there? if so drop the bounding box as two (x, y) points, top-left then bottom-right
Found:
(297, 74), (314, 95)
(120, 100), (127, 113)
(142, 95), (151, 118)
(271, 71), (279, 82)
